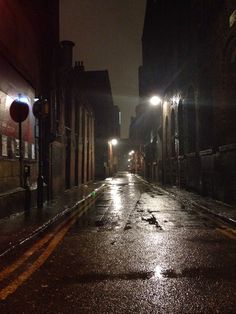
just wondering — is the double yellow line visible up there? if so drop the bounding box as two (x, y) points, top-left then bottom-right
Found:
(0, 193), (100, 300)
(217, 226), (236, 240)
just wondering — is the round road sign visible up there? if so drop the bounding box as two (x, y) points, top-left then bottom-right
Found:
(10, 100), (29, 123)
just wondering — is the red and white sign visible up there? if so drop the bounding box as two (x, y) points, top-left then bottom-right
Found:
(0, 90), (34, 143)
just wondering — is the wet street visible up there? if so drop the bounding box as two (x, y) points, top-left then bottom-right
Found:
(0, 172), (236, 313)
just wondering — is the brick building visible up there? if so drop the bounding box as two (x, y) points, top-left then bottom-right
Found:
(131, 0), (236, 204)
(51, 41), (95, 196)
(0, 0), (59, 216)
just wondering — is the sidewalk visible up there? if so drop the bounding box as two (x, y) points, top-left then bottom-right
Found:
(152, 183), (236, 227)
(0, 181), (106, 257)
(135, 175), (236, 227)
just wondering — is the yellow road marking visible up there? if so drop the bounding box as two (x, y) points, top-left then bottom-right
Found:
(0, 200), (91, 282)
(217, 227), (236, 240)
(0, 214), (77, 300)
(0, 195), (98, 300)
(0, 231), (56, 283)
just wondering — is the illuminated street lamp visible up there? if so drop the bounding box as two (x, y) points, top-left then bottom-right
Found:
(108, 138), (118, 176)
(149, 95), (164, 184)
(149, 95), (162, 106)
(111, 138), (118, 146)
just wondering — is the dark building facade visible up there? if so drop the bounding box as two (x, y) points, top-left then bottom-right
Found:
(131, 0), (236, 205)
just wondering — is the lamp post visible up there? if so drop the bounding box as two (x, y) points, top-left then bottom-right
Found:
(149, 95), (164, 185)
(128, 150), (135, 173)
(108, 138), (118, 176)
(33, 97), (49, 209)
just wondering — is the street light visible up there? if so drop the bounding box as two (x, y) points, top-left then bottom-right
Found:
(111, 138), (118, 146)
(149, 95), (164, 184)
(108, 138), (118, 176)
(149, 95), (162, 106)
(33, 97), (49, 208)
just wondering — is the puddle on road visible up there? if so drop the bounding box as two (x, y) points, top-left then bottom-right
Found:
(62, 265), (236, 285)
(141, 215), (162, 230)
(153, 266), (236, 280)
(63, 266), (236, 285)
(65, 271), (154, 284)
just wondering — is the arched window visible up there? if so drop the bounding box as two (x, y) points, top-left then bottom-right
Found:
(223, 39), (236, 144)
(198, 83), (213, 150)
(165, 116), (169, 158)
(178, 100), (184, 155)
(186, 87), (196, 153)
(171, 109), (176, 157)
(228, 46), (236, 126)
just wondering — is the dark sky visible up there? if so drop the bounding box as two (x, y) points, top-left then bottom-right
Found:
(60, 0), (146, 138)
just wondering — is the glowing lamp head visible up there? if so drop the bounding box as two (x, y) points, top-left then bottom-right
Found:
(149, 95), (162, 106)
(111, 138), (118, 146)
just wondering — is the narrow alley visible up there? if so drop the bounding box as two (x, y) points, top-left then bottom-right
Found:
(0, 172), (235, 313)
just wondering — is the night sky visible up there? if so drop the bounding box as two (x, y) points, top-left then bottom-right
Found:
(60, 0), (146, 138)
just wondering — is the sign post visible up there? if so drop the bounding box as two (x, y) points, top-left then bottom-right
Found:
(10, 100), (29, 187)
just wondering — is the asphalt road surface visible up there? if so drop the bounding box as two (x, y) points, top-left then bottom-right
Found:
(0, 172), (236, 313)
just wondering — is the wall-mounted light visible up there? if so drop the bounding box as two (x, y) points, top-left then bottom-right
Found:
(149, 95), (162, 106)
(110, 138), (118, 146)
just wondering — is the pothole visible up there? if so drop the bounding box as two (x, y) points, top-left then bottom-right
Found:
(141, 215), (162, 229)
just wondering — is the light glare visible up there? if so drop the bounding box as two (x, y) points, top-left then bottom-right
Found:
(111, 138), (118, 146)
(150, 96), (162, 106)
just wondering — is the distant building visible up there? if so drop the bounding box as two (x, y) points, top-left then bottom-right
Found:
(131, 0), (236, 204)
(116, 139), (143, 175)
(55, 42), (120, 189)
(80, 70), (120, 178)
(51, 41), (95, 196)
